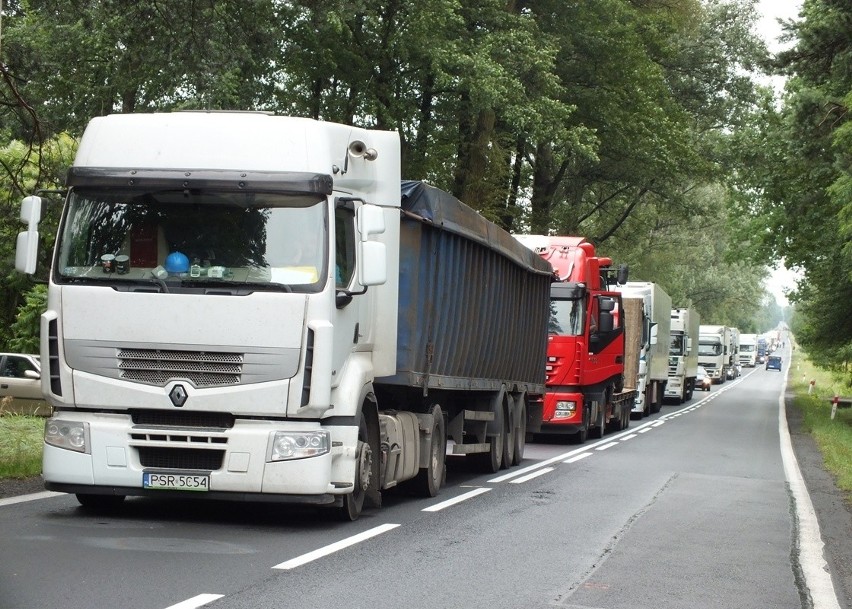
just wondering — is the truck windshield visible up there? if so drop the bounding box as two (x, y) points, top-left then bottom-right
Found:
(55, 188), (328, 292)
(669, 333), (685, 356)
(549, 298), (584, 336)
(698, 341), (722, 356)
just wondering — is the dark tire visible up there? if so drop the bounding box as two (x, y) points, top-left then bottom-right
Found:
(338, 412), (371, 521)
(411, 405), (446, 497)
(500, 391), (514, 470)
(512, 395), (527, 466)
(475, 399), (504, 473)
(570, 405), (589, 444)
(76, 493), (125, 510)
(589, 404), (606, 439)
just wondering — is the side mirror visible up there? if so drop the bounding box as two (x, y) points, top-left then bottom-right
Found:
(15, 196), (43, 274)
(616, 264), (629, 285)
(356, 204), (387, 286)
(24, 369), (40, 381)
(649, 323), (658, 346)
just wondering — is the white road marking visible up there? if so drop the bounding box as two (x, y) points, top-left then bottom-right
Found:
(777, 366), (842, 608)
(651, 421), (665, 427)
(164, 594), (224, 609)
(619, 434), (638, 441)
(595, 442), (619, 451)
(510, 467), (554, 484)
(638, 428), (652, 433)
(563, 453), (592, 464)
(273, 523), (400, 570)
(421, 487), (492, 512)
(0, 491), (63, 507)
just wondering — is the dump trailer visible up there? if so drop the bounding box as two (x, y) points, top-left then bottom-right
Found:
(615, 282), (672, 416)
(14, 112), (552, 520)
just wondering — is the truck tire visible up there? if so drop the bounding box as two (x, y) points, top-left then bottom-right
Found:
(338, 412), (371, 521)
(511, 393), (527, 466)
(589, 403), (606, 439)
(570, 405), (589, 444)
(499, 390), (514, 470)
(475, 399), (505, 473)
(411, 404), (446, 497)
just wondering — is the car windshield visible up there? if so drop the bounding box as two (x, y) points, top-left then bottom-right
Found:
(55, 188), (328, 292)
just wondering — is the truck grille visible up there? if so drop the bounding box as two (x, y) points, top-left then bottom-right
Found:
(138, 447), (224, 470)
(131, 410), (235, 429)
(118, 349), (243, 387)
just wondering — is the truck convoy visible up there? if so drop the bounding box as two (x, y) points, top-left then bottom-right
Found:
(698, 325), (733, 383)
(739, 333), (758, 367)
(614, 282), (672, 417)
(666, 307), (700, 403)
(14, 112), (554, 520)
(514, 235), (637, 443)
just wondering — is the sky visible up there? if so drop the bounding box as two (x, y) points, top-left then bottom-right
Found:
(754, 0), (804, 306)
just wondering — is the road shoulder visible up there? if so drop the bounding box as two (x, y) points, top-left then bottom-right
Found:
(787, 392), (852, 609)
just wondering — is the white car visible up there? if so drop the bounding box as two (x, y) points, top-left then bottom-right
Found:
(0, 353), (43, 400)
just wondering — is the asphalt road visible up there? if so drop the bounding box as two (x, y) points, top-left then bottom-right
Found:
(0, 362), (849, 609)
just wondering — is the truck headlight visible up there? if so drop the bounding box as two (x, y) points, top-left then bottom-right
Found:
(44, 419), (90, 453)
(554, 400), (577, 419)
(268, 431), (330, 462)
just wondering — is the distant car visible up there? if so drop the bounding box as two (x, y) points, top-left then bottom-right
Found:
(766, 355), (782, 372)
(0, 353), (42, 400)
(696, 366), (712, 391)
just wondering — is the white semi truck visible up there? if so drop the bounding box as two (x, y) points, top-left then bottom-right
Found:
(666, 307), (700, 403)
(698, 324), (732, 384)
(615, 282), (672, 417)
(739, 333), (758, 367)
(14, 112), (553, 520)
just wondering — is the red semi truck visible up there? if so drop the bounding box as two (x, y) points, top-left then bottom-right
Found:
(515, 236), (639, 443)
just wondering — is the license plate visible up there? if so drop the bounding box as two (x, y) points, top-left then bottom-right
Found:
(143, 472), (210, 491)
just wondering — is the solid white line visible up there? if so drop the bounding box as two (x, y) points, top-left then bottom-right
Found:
(272, 523), (400, 570)
(421, 487), (491, 512)
(777, 365), (841, 608)
(563, 453), (592, 464)
(0, 491), (63, 507)
(596, 442), (619, 451)
(164, 594), (224, 609)
(620, 434), (638, 441)
(510, 467), (554, 484)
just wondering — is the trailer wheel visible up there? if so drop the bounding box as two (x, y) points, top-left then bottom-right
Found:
(411, 405), (446, 497)
(338, 412), (371, 521)
(500, 390), (515, 470)
(511, 393), (527, 466)
(475, 398), (504, 473)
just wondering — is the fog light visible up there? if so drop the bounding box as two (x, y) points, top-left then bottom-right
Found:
(44, 419), (90, 453)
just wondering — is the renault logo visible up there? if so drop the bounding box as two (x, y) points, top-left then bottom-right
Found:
(169, 384), (188, 407)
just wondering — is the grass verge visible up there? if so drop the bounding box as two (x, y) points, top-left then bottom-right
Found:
(789, 348), (852, 497)
(0, 413), (44, 479)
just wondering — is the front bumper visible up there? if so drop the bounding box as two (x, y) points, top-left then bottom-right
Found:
(42, 410), (356, 500)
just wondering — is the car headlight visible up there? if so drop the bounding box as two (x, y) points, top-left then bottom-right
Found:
(44, 419), (90, 453)
(268, 430), (330, 462)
